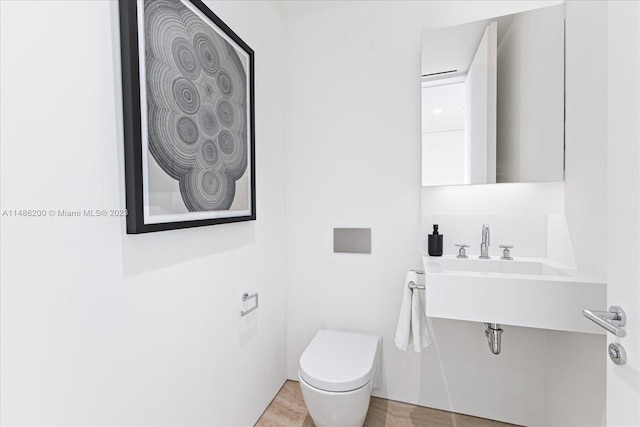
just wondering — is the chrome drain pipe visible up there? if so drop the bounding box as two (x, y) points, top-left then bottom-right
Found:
(484, 323), (502, 355)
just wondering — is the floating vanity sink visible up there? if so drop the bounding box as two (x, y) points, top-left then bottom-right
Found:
(423, 256), (606, 334)
(427, 257), (569, 276)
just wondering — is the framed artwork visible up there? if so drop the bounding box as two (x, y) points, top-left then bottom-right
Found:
(119, 0), (255, 234)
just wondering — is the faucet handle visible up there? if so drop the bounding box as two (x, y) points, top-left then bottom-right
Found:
(499, 245), (513, 260)
(455, 244), (469, 259)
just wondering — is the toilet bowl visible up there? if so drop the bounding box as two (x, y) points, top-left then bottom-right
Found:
(298, 330), (381, 427)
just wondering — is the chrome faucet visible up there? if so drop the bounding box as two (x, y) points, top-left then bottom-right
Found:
(480, 223), (490, 259)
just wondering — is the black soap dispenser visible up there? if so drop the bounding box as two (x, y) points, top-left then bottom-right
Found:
(428, 224), (443, 256)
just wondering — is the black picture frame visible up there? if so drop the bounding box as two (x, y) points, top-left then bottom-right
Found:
(119, 0), (255, 234)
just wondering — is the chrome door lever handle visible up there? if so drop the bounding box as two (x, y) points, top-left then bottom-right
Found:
(582, 306), (626, 337)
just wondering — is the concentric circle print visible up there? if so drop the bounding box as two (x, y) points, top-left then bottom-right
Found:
(218, 130), (234, 155)
(171, 37), (201, 79)
(216, 99), (234, 127)
(144, 0), (249, 212)
(201, 170), (221, 196)
(217, 69), (233, 97)
(193, 32), (220, 76)
(147, 108), (199, 180)
(198, 106), (218, 136)
(200, 139), (219, 166)
(204, 82), (214, 98)
(180, 167), (235, 211)
(172, 78), (200, 114)
(217, 129), (247, 180)
(176, 117), (199, 145)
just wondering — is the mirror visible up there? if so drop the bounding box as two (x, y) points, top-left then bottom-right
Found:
(421, 4), (565, 186)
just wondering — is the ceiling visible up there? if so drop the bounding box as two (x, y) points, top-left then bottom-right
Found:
(274, 1), (348, 17)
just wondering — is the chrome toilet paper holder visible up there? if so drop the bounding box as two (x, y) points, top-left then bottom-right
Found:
(241, 292), (259, 317)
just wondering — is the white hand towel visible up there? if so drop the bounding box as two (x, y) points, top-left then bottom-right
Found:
(394, 276), (414, 351)
(394, 271), (432, 352)
(410, 285), (432, 351)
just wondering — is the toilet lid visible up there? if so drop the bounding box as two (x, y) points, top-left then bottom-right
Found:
(299, 330), (380, 392)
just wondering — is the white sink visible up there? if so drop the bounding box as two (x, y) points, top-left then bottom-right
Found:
(423, 255), (606, 334)
(428, 257), (569, 276)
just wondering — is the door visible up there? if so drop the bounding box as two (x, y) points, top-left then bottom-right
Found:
(607, 1), (640, 425)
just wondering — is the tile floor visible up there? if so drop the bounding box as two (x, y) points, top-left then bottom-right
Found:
(255, 381), (520, 427)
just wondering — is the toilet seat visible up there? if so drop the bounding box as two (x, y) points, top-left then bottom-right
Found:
(299, 330), (380, 392)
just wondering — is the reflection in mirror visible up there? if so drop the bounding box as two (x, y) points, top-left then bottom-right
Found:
(421, 4), (565, 187)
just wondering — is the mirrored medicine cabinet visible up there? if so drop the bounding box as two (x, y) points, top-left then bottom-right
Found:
(421, 4), (565, 187)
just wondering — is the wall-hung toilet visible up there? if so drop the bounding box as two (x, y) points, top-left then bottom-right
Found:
(298, 330), (381, 427)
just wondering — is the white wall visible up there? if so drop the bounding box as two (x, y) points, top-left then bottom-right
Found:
(0, 1), (286, 425)
(421, 182), (565, 259)
(285, 1), (605, 426)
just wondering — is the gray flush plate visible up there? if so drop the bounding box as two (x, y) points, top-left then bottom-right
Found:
(333, 228), (371, 254)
